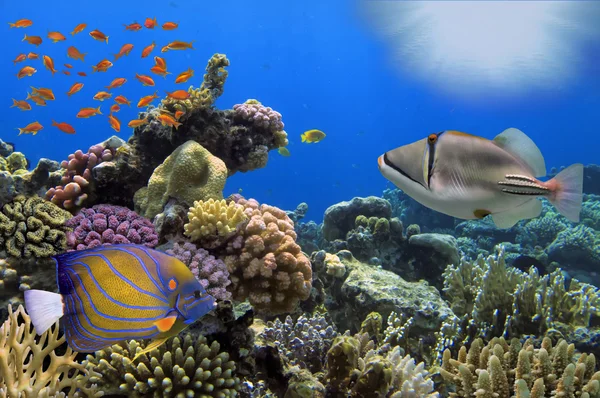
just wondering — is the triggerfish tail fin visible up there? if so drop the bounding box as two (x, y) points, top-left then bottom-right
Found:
(132, 337), (169, 361)
(547, 163), (584, 223)
(24, 290), (64, 335)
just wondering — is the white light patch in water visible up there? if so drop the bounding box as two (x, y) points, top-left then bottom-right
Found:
(360, 1), (600, 98)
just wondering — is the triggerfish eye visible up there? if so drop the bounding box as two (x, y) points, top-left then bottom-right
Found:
(428, 134), (438, 144)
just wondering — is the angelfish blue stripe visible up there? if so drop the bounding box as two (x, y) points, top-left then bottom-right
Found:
(137, 245), (171, 292)
(65, 253), (169, 304)
(69, 261), (171, 312)
(110, 246), (168, 297)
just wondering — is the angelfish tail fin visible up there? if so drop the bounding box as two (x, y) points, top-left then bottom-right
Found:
(547, 163), (584, 223)
(24, 290), (64, 335)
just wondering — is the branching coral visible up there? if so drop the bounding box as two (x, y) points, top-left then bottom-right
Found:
(184, 199), (247, 249)
(0, 305), (101, 397)
(83, 333), (240, 398)
(0, 195), (71, 258)
(65, 204), (158, 250)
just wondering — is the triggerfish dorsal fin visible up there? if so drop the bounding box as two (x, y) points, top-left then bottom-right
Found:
(493, 128), (547, 177)
(132, 336), (169, 361)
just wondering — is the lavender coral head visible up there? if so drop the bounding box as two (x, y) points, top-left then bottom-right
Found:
(166, 242), (232, 301)
(233, 99), (284, 133)
(66, 204), (158, 251)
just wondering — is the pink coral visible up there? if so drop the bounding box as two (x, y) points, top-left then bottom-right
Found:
(66, 204), (158, 250)
(46, 144), (115, 211)
(233, 100), (284, 133)
(166, 242), (232, 301)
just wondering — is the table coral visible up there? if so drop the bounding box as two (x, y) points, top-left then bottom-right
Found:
(184, 198), (247, 249)
(0, 195), (71, 258)
(0, 305), (101, 397)
(82, 333), (240, 398)
(220, 197), (312, 315)
(166, 242), (232, 301)
(65, 204), (158, 250)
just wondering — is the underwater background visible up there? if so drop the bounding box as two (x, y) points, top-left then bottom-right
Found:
(2, 1), (600, 397)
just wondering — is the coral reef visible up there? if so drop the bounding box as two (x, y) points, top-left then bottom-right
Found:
(232, 99), (285, 133)
(166, 242), (232, 301)
(322, 196), (392, 241)
(183, 198), (247, 249)
(65, 204), (158, 250)
(0, 195), (71, 258)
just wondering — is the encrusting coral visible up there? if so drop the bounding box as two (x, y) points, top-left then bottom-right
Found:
(184, 198), (247, 249)
(0, 305), (101, 397)
(82, 333), (240, 398)
(0, 195), (71, 258)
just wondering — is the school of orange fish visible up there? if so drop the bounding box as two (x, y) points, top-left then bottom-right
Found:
(9, 17), (194, 136)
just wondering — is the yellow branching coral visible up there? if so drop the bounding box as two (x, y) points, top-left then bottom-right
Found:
(0, 195), (71, 258)
(439, 336), (600, 398)
(0, 305), (101, 398)
(184, 198), (247, 248)
(82, 333), (240, 398)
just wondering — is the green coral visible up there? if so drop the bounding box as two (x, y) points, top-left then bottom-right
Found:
(83, 333), (240, 398)
(3, 152), (28, 174)
(0, 195), (71, 258)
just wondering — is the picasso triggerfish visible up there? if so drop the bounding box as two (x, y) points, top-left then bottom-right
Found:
(24, 244), (215, 358)
(378, 128), (584, 228)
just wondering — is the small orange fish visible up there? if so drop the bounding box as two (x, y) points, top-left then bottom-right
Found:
(114, 43), (134, 61)
(141, 41), (155, 58)
(89, 29), (109, 43)
(114, 95), (131, 106)
(26, 93), (46, 106)
(62, 70), (71, 76)
(174, 110), (185, 120)
(13, 54), (27, 64)
(92, 59), (113, 73)
(106, 77), (127, 90)
(77, 106), (102, 118)
(27, 52), (39, 60)
(108, 114), (121, 132)
(52, 120), (76, 134)
(93, 91), (112, 101)
(16, 121), (43, 135)
(128, 117), (149, 128)
(144, 17), (157, 29)
(175, 67), (194, 84)
(10, 99), (31, 111)
(165, 90), (190, 100)
(67, 82), (84, 97)
(48, 31), (66, 43)
(154, 56), (167, 69)
(137, 92), (159, 107)
(124, 22), (143, 31)
(77, 71), (87, 77)
(42, 55), (57, 76)
(161, 22), (178, 30)
(64, 63), (73, 68)
(30, 86), (55, 100)
(9, 19), (34, 28)
(110, 104), (120, 113)
(150, 65), (171, 78)
(22, 34), (42, 46)
(67, 46), (87, 61)
(164, 40), (195, 51)
(17, 66), (37, 79)
(135, 73), (155, 87)
(158, 114), (182, 129)
(71, 23), (87, 36)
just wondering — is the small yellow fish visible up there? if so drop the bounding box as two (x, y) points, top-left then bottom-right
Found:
(278, 147), (291, 157)
(301, 129), (326, 143)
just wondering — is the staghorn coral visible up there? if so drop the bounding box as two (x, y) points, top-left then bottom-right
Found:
(221, 197), (312, 315)
(233, 99), (285, 133)
(166, 242), (232, 301)
(134, 140), (228, 220)
(0, 195), (71, 258)
(82, 333), (240, 398)
(0, 305), (101, 397)
(439, 336), (600, 398)
(184, 198), (247, 249)
(65, 204), (158, 250)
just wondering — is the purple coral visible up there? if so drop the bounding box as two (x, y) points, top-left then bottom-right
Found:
(166, 242), (232, 301)
(46, 144), (115, 210)
(66, 204), (158, 250)
(233, 100), (284, 133)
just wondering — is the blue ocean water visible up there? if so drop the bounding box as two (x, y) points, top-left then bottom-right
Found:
(3, 0), (600, 222)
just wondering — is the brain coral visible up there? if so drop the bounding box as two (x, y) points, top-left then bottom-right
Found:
(134, 140), (227, 220)
(0, 195), (71, 258)
(66, 204), (158, 250)
(220, 197), (312, 315)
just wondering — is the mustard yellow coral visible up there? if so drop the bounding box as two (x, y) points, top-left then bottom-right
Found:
(184, 198), (247, 248)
